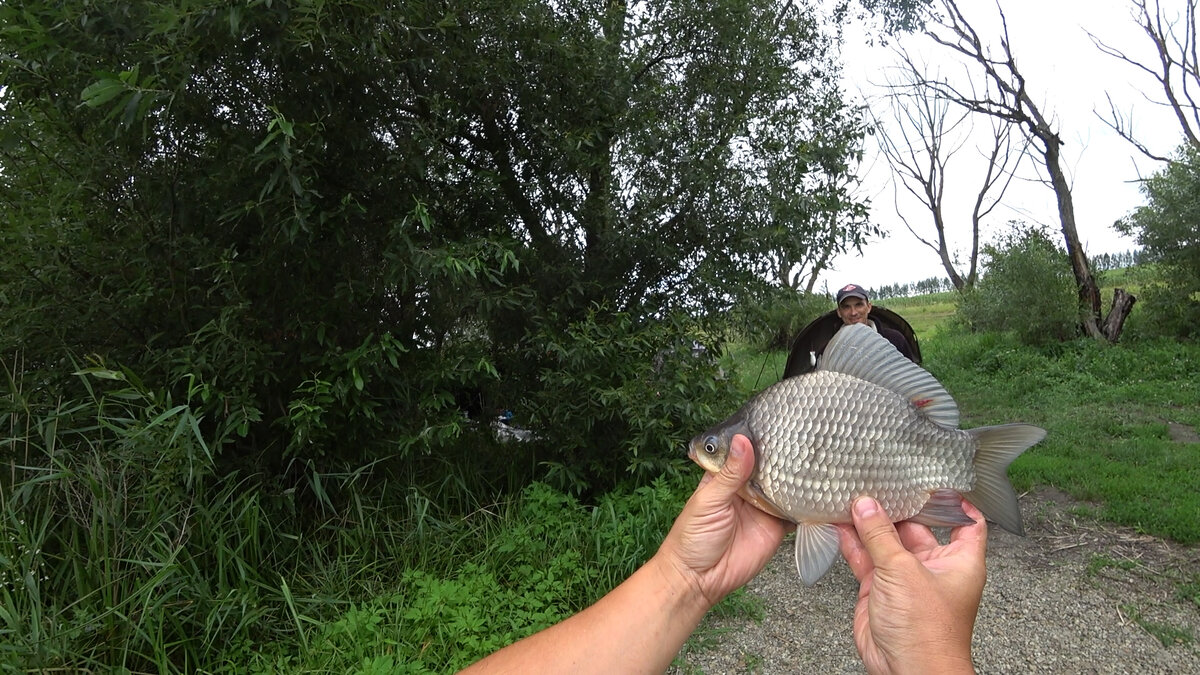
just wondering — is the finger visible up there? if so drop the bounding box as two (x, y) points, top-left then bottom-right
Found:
(896, 520), (939, 553)
(704, 434), (755, 498)
(837, 523), (874, 582)
(949, 499), (989, 550)
(850, 497), (908, 569)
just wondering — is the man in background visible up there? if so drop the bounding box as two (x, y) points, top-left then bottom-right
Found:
(835, 283), (916, 361)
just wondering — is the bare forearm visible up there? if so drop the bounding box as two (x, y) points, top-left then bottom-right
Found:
(459, 552), (709, 674)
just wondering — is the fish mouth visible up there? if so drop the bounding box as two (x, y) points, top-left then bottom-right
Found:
(686, 443), (697, 462)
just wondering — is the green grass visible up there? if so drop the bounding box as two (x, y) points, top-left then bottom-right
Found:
(723, 346), (789, 392)
(1099, 263), (1161, 295)
(1086, 554), (1139, 577)
(1123, 604), (1195, 647)
(926, 330), (1200, 544)
(879, 291), (959, 338)
(1179, 574), (1200, 609)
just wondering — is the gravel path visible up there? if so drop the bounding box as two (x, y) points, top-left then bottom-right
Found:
(668, 487), (1200, 674)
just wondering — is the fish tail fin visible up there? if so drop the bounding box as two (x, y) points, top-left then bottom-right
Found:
(963, 424), (1047, 536)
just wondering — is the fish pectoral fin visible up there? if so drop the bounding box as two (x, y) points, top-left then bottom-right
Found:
(741, 481), (794, 522)
(908, 489), (977, 528)
(794, 522), (842, 586)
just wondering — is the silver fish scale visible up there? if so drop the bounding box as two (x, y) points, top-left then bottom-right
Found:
(746, 371), (976, 524)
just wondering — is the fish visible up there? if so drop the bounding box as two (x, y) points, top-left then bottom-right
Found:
(688, 322), (1046, 585)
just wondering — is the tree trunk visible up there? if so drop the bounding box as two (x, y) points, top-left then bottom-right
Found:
(927, 0), (1134, 343)
(1040, 133), (1107, 340)
(1102, 288), (1137, 342)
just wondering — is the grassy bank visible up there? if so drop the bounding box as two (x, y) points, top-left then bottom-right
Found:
(927, 330), (1200, 544)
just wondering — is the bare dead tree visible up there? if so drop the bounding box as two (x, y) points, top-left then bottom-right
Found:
(922, 0), (1135, 342)
(1091, 0), (1200, 160)
(871, 47), (1028, 290)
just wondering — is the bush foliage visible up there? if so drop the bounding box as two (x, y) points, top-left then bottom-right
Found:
(733, 286), (834, 350)
(0, 366), (693, 671)
(0, 0), (868, 499)
(1116, 144), (1200, 339)
(0, 2), (883, 669)
(956, 222), (1082, 346)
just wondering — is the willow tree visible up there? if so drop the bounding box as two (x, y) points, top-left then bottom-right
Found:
(0, 0), (930, 487)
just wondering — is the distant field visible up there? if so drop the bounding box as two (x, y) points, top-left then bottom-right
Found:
(878, 292), (958, 338)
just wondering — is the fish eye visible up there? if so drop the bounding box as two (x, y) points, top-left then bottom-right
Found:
(703, 436), (718, 454)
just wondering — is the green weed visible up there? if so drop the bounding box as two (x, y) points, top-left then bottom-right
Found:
(710, 588), (766, 622)
(740, 651), (766, 673)
(1122, 604), (1195, 647)
(1086, 554), (1139, 577)
(1177, 574), (1200, 610)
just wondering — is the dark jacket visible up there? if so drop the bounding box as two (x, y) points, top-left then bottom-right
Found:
(875, 323), (916, 362)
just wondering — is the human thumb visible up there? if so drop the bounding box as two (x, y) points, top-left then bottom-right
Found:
(708, 434), (755, 497)
(850, 497), (906, 568)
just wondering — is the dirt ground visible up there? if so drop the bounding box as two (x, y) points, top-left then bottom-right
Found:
(669, 486), (1200, 674)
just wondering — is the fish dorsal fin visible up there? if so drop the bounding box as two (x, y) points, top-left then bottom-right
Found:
(817, 323), (960, 428)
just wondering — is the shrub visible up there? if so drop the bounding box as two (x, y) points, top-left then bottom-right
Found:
(956, 222), (1081, 346)
(520, 308), (741, 495)
(1120, 282), (1200, 341)
(732, 286), (833, 350)
(1114, 144), (1200, 339)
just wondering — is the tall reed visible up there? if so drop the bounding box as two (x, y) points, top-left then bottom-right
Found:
(0, 359), (295, 670)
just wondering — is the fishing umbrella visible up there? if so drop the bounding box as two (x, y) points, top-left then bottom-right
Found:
(782, 306), (922, 378)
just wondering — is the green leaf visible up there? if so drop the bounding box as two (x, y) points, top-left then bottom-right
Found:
(254, 129), (280, 154)
(121, 90), (144, 127)
(80, 77), (126, 107)
(73, 367), (127, 381)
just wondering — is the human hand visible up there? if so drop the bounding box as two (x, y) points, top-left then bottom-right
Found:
(837, 496), (987, 675)
(656, 434), (790, 609)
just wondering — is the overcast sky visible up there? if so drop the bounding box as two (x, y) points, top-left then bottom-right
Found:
(825, 0), (1184, 293)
